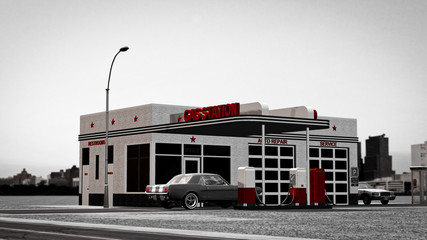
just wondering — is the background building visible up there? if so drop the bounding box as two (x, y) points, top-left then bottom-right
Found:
(362, 134), (394, 181)
(410, 141), (427, 204)
(12, 168), (36, 185)
(48, 165), (79, 187)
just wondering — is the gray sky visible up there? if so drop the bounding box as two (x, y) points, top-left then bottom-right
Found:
(1, 0), (426, 178)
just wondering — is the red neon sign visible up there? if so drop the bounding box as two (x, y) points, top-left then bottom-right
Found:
(88, 140), (105, 146)
(184, 103), (240, 122)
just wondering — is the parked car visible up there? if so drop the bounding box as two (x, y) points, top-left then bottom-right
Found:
(358, 183), (396, 205)
(146, 173), (249, 209)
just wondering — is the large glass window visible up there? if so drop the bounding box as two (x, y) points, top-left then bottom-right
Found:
(127, 144), (150, 192)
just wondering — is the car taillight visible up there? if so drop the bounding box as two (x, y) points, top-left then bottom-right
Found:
(164, 188), (168, 193)
(146, 188), (150, 192)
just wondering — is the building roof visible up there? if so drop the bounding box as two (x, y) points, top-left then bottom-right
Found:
(79, 115), (329, 141)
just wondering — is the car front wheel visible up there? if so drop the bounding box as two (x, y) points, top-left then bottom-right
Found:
(182, 192), (198, 210)
(362, 195), (371, 205)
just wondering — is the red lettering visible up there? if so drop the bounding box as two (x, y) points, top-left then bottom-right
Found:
(320, 141), (337, 147)
(183, 103), (240, 122)
(184, 110), (192, 122)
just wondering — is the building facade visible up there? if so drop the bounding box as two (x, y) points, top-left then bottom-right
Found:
(79, 102), (359, 206)
(410, 141), (427, 204)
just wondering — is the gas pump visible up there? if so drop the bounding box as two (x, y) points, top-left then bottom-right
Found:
(289, 168), (307, 204)
(237, 166), (256, 207)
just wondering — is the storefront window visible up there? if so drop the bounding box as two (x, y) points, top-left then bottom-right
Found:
(127, 144), (150, 192)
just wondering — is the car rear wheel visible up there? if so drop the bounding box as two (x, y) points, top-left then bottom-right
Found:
(362, 195), (371, 205)
(381, 199), (389, 205)
(182, 192), (198, 210)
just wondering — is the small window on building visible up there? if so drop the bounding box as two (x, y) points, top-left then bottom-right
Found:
(280, 147), (294, 157)
(95, 155), (99, 180)
(265, 146), (278, 156)
(325, 183), (334, 193)
(82, 148), (89, 165)
(335, 149), (347, 158)
(204, 145), (230, 156)
(335, 161), (347, 170)
(184, 144), (201, 155)
(280, 159), (294, 168)
(280, 171), (290, 180)
(322, 160), (333, 169)
(108, 146), (114, 164)
(309, 148), (319, 157)
(249, 158), (262, 168)
(336, 184), (347, 192)
(336, 195), (348, 204)
(255, 170), (262, 180)
(249, 145), (261, 155)
(156, 143), (181, 155)
(266, 158), (278, 168)
(325, 172), (333, 181)
(281, 183), (290, 192)
(265, 171), (278, 180)
(321, 149), (333, 158)
(310, 160), (319, 168)
(265, 183), (278, 192)
(335, 172), (347, 181)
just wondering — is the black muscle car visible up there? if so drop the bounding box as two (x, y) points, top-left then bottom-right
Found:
(145, 173), (239, 209)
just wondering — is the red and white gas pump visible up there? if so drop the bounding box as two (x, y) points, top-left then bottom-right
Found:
(237, 166), (256, 207)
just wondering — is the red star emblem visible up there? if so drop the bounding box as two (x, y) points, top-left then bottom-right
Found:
(134, 115), (138, 122)
(178, 115), (182, 122)
(190, 136), (196, 142)
(91, 122), (94, 128)
(111, 119), (115, 125)
(332, 125), (337, 131)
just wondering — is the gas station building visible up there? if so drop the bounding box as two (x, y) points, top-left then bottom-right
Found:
(79, 102), (359, 206)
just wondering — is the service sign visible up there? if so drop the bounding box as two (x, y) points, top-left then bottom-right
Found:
(184, 103), (240, 122)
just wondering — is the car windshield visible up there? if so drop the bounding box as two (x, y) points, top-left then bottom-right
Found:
(359, 183), (375, 189)
(167, 175), (192, 184)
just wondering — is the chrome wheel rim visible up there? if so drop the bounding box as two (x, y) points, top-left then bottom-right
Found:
(185, 193), (198, 209)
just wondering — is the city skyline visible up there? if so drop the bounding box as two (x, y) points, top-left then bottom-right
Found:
(1, 0), (426, 177)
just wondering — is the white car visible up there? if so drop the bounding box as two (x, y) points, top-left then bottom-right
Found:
(358, 183), (396, 205)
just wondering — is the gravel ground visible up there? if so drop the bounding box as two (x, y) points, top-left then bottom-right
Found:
(0, 196), (426, 239)
(1, 205), (427, 239)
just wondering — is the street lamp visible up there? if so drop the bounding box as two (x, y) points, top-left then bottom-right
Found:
(104, 46), (129, 208)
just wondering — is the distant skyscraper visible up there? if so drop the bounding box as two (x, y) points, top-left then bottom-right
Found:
(363, 134), (393, 180)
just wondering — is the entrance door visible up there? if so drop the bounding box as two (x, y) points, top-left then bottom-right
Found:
(184, 157), (200, 174)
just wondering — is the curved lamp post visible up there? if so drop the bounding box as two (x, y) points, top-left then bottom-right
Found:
(105, 46), (129, 208)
